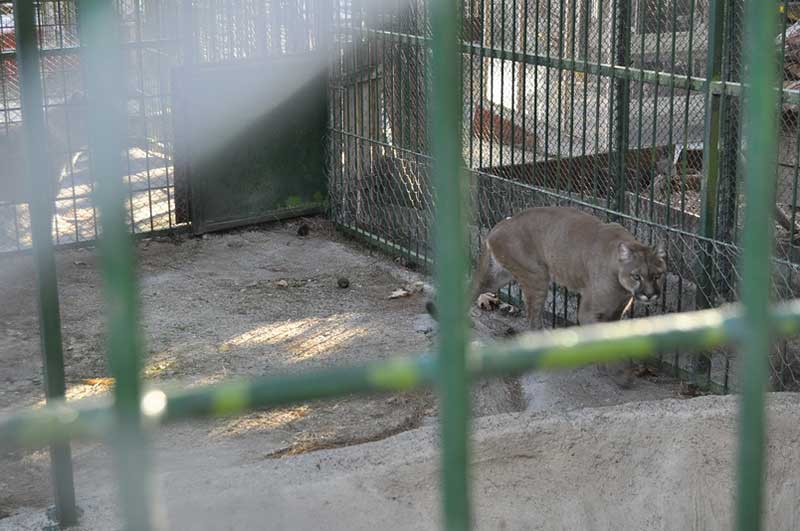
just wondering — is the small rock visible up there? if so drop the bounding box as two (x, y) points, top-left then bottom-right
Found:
(246, 281), (259, 288)
(73, 260), (87, 266)
(297, 224), (310, 237)
(337, 277), (350, 289)
(276, 280), (289, 288)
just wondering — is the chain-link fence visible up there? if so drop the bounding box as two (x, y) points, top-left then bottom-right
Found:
(328, 0), (800, 392)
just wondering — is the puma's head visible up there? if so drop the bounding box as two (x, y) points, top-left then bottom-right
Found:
(617, 241), (667, 304)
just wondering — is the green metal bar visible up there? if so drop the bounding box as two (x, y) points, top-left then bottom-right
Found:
(498, 0), (506, 169)
(593, 0), (603, 202)
(7, 299), (800, 452)
(633, 0), (646, 222)
(735, 0), (779, 529)
(716, 0), (741, 323)
(694, 0), (725, 382)
(365, 27), (800, 106)
(699, 0), (725, 244)
(428, 0), (470, 527)
(77, 0), (155, 530)
(613, 0), (631, 216)
(13, 0), (79, 525)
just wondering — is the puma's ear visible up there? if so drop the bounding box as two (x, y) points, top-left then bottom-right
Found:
(655, 241), (667, 260)
(618, 242), (633, 263)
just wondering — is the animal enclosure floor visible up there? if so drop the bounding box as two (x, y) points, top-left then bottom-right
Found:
(1, 217), (683, 526)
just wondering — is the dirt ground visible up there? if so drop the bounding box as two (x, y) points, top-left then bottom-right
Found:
(3, 394), (800, 530)
(1, 217), (695, 528)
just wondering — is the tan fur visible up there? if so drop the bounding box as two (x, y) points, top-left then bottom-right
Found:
(428, 206), (667, 388)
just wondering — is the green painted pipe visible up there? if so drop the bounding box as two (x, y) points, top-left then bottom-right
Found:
(77, 0), (155, 529)
(735, 0), (779, 529)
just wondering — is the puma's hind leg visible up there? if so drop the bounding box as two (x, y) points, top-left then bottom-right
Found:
(426, 241), (512, 320)
(469, 242), (514, 305)
(516, 274), (549, 331)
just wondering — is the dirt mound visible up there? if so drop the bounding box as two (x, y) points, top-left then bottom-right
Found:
(4, 394), (799, 530)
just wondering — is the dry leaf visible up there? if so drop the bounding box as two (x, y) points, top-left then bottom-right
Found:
(81, 377), (115, 387)
(388, 288), (411, 299)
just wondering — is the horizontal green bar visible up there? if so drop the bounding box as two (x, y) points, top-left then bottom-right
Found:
(5, 299), (800, 451)
(0, 39), (181, 60)
(364, 29), (800, 106)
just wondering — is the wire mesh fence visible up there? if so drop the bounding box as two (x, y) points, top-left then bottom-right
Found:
(0, 0), (323, 254)
(328, 0), (800, 392)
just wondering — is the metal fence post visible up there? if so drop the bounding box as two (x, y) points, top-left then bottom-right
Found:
(735, 0), (778, 529)
(429, 0), (471, 528)
(12, 0), (79, 525)
(717, 0), (741, 247)
(77, 0), (155, 529)
(694, 0), (725, 384)
(613, 0), (632, 217)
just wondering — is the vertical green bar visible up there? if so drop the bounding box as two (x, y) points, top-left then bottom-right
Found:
(13, 0), (79, 525)
(694, 0), (725, 383)
(699, 0), (724, 267)
(428, 0), (470, 529)
(613, 0), (631, 217)
(77, 1), (154, 530)
(735, 1), (777, 530)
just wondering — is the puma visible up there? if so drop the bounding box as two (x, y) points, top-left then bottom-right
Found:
(426, 206), (667, 388)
